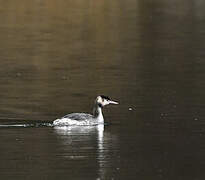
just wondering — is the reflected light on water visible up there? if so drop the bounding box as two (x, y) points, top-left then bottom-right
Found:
(54, 125), (106, 179)
(96, 125), (106, 179)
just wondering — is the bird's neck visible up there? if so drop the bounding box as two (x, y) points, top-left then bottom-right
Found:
(93, 103), (104, 124)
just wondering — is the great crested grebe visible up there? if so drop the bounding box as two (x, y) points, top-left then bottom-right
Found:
(53, 95), (118, 126)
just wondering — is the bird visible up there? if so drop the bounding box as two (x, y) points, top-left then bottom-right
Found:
(53, 95), (118, 126)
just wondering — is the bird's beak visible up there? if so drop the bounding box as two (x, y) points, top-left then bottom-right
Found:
(109, 100), (119, 105)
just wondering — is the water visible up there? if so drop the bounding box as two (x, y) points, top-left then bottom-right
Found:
(0, 0), (205, 179)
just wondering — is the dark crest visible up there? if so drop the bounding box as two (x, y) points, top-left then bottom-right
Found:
(100, 95), (110, 100)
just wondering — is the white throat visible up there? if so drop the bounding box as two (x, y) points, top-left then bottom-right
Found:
(97, 107), (104, 124)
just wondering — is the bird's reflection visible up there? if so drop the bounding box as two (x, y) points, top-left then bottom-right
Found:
(54, 125), (106, 179)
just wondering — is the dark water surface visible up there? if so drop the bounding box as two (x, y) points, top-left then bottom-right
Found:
(0, 0), (205, 179)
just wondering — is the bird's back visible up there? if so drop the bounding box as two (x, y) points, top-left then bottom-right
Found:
(53, 113), (96, 126)
(63, 113), (93, 121)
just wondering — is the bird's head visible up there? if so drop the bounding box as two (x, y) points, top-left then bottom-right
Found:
(96, 95), (118, 107)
